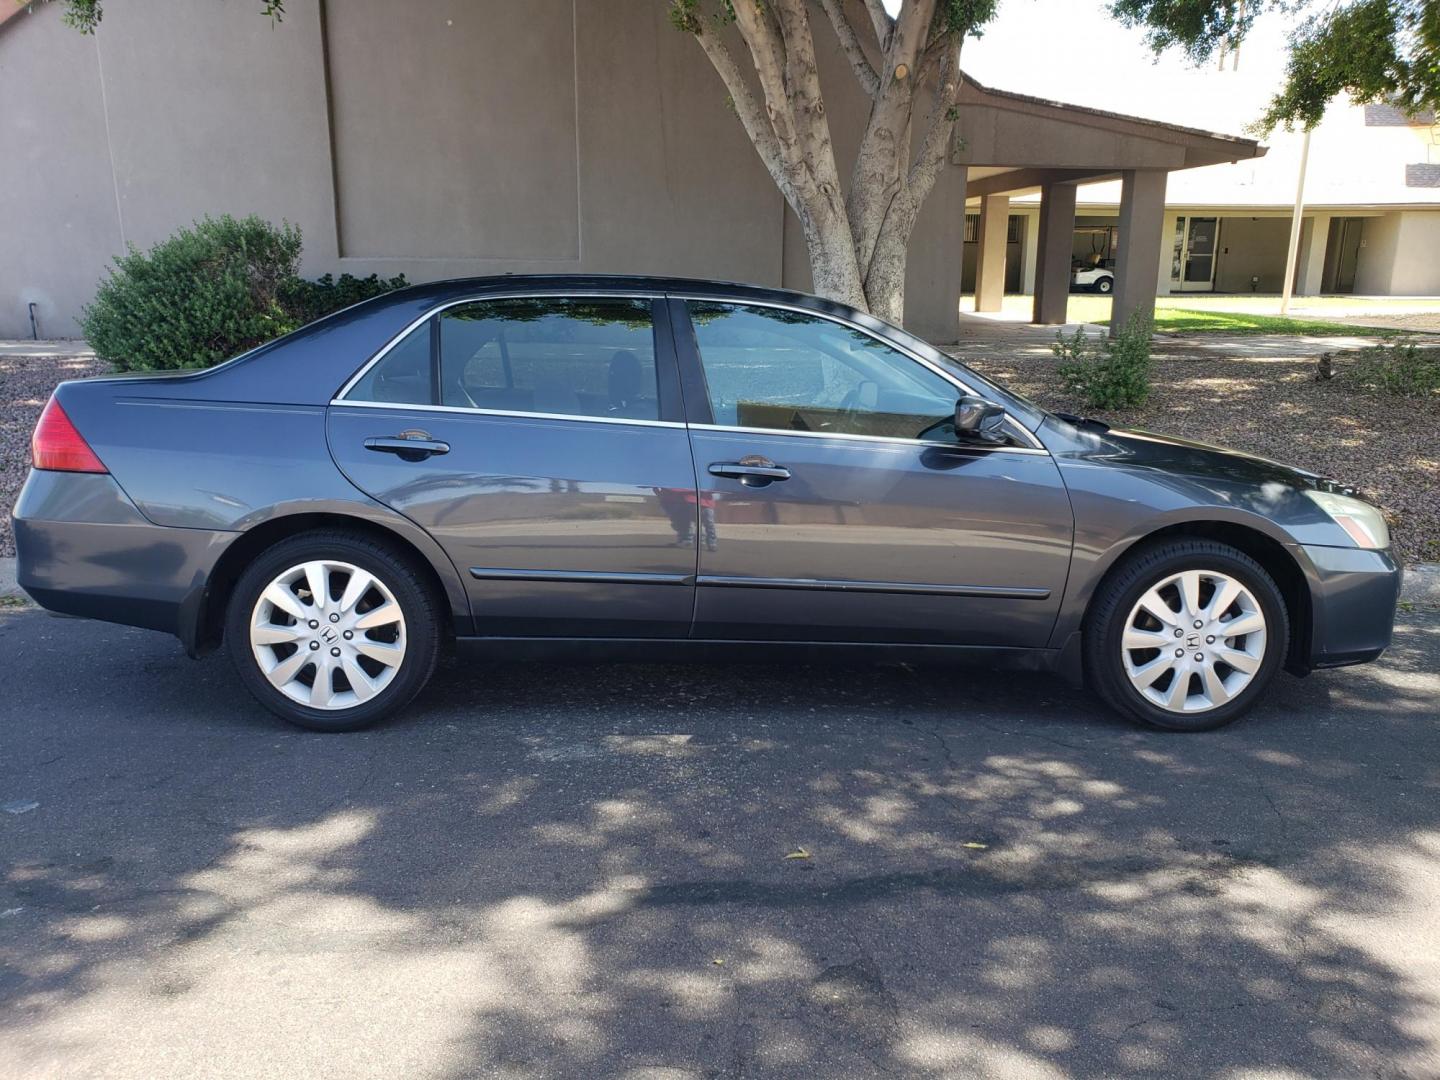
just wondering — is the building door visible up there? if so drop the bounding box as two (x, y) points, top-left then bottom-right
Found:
(1333, 218), (1364, 293)
(1170, 216), (1220, 292)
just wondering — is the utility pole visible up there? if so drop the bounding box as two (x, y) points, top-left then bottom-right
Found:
(1280, 127), (1312, 316)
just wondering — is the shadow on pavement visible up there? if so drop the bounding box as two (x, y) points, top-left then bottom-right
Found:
(1, 609), (1438, 1078)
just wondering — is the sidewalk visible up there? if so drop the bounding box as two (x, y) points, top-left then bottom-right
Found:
(0, 339), (94, 359)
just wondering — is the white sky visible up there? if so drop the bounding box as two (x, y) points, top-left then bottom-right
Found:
(887, 0), (1297, 137)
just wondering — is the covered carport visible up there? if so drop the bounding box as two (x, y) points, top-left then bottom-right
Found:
(953, 77), (1266, 332)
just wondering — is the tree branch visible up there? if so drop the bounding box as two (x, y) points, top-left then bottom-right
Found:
(730, 0), (803, 156)
(908, 34), (962, 191)
(861, 0), (893, 50)
(818, 0), (880, 96)
(687, 17), (800, 205)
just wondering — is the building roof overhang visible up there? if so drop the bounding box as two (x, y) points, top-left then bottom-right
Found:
(952, 74), (1266, 198)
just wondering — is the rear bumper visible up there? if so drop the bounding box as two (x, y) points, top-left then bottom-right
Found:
(12, 470), (236, 650)
(1300, 543), (1402, 669)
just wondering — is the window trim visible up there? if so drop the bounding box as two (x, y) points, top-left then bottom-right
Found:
(332, 290), (1045, 452)
(669, 295), (1045, 452)
(333, 291), (670, 415)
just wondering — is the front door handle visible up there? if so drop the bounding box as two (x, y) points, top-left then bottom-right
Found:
(364, 436), (450, 461)
(709, 458), (791, 486)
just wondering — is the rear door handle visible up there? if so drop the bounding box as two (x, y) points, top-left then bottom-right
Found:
(364, 436), (450, 460)
(708, 459), (791, 485)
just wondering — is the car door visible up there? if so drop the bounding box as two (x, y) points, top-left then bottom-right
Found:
(328, 294), (698, 638)
(671, 297), (1073, 647)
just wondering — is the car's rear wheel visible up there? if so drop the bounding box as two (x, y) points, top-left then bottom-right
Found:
(1096, 276), (1114, 294)
(225, 531), (441, 731)
(1085, 540), (1288, 731)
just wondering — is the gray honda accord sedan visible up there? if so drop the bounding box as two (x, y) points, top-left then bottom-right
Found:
(13, 276), (1400, 732)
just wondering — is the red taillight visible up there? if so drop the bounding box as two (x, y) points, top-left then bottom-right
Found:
(31, 397), (108, 473)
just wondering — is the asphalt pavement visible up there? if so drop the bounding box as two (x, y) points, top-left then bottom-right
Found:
(1, 606), (1438, 1079)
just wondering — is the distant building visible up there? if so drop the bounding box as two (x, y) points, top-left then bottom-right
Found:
(964, 100), (1440, 300)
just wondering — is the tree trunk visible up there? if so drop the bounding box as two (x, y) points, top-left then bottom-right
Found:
(797, 188), (870, 311)
(678, 0), (969, 328)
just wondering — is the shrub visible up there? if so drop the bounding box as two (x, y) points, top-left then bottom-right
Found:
(280, 271), (410, 326)
(82, 215), (303, 372)
(1053, 313), (1154, 410)
(81, 216), (408, 372)
(1346, 337), (1440, 398)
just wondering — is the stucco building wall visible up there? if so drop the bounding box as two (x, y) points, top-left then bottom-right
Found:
(0, 0), (968, 342)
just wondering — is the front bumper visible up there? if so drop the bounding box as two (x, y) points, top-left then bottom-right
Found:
(12, 470), (236, 649)
(1300, 543), (1402, 669)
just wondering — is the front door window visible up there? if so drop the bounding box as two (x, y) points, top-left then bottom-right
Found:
(685, 302), (963, 442)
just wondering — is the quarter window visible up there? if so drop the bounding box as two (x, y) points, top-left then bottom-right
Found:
(345, 322), (433, 406)
(438, 298), (659, 420)
(686, 302), (962, 441)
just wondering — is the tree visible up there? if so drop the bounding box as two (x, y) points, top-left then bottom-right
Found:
(668, 0), (995, 322)
(1112, 0), (1440, 132)
(53, 0), (1440, 326)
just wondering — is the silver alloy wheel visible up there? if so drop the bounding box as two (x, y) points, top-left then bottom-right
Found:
(249, 560), (407, 711)
(1120, 568), (1267, 714)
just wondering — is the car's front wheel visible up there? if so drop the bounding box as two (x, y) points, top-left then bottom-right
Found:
(225, 531), (442, 731)
(1085, 540), (1289, 731)
(1095, 276), (1114, 294)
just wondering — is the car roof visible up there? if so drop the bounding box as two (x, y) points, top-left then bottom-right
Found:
(378, 274), (842, 312)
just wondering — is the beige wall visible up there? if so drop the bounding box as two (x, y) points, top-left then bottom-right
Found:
(1388, 212), (1440, 295)
(0, 0), (967, 342)
(1213, 217), (1290, 293)
(1353, 213), (1402, 295)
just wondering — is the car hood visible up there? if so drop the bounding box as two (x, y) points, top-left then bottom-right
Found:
(1041, 416), (1360, 497)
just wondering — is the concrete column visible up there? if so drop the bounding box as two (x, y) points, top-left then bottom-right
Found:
(1021, 211), (1039, 295)
(1110, 169), (1168, 335)
(1032, 180), (1077, 325)
(974, 195), (1010, 312)
(1295, 213), (1331, 295)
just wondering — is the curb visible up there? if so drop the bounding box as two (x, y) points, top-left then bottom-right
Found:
(1405, 562), (1440, 606)
(2, 556), (1438, 605)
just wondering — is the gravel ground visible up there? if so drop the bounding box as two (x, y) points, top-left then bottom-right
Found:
(957, 336), (1440, 565)
(0, 351), (109, 557)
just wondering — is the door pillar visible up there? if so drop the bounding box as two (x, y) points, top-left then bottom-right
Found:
(1111, 169), (1168, 335)
(1032, 180), (1077, 325)
(974, 195), (1010, 313)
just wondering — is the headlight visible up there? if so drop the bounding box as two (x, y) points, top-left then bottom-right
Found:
(1304, 490), (1390, 550)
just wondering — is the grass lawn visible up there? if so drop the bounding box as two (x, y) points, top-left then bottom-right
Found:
(967, 294), (1440, 336)
(1068, 295), (1402, 336)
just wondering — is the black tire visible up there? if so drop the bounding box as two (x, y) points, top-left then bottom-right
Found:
(1085, 540), (1289, 732)
(224, 530), (442, 732)
(1096, 277), (1114, 294)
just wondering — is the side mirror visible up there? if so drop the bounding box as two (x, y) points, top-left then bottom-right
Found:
(954, 396), (1008, 445)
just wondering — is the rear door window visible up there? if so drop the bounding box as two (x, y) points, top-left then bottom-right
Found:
(438, 298), (659, 421)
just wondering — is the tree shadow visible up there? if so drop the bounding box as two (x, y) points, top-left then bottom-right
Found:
(2, 611), (1438, 1077)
